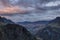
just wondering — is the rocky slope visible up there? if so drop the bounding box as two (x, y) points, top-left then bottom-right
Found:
(0, 16), (37, 40)
(0, 16), (14, 24)
(36, 17), (60, 40)
(0, 24), (36, 40)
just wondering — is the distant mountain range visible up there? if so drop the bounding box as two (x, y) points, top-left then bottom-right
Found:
(17, 21), (49, 35)
(17, 21), (49, 24)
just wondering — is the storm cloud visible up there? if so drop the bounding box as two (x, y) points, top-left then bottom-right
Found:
(0, 0), (60, 22)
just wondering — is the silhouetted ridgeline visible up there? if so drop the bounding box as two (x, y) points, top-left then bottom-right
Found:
(0, 16), (37, 40)
(0, 16), (14, 24)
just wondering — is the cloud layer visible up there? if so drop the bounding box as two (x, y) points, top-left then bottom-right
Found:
(0, 6), (33, 14)
(0, 0), (35, 14)
(0, 0), (60, 22)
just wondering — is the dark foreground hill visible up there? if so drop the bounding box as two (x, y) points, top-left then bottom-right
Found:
(0, 16), (37, 40)
(0, 24), (37, 40)
(36, 17), (60, 40)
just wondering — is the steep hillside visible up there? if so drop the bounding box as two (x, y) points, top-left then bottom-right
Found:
(0, 16), (14, 24)
(0, 24), (37, 40)
(36, 17), (60, 40)
(0, 16), (37, 40)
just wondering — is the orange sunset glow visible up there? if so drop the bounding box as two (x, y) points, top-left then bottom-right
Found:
(0, 6), (28, 14)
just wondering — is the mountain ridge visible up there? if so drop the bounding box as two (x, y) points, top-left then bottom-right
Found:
(0, 16), (37, 40)
(36, 17), (60, 40)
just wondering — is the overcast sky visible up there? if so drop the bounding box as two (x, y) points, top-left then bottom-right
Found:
(0, 0), (60, 22)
